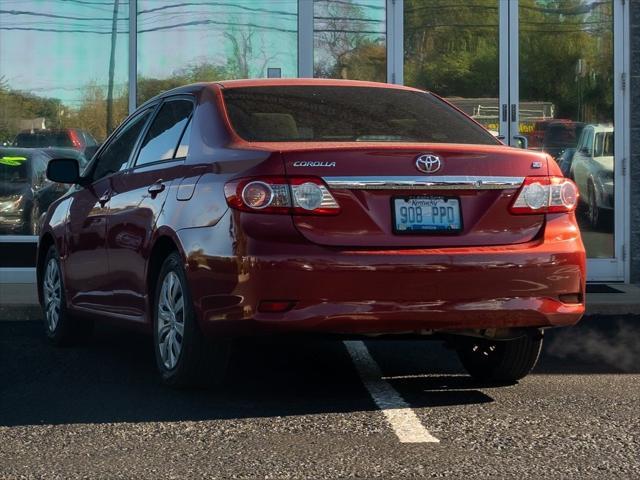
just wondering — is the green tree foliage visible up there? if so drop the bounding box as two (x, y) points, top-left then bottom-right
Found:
(404, 0), (613, 122)
(0, 0), (614, 145)
(314, 0), (387, 81)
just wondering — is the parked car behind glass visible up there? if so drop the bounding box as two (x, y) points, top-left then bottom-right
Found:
(556, 147), (576, 178)
(570, 124), (614, 229)
(13, 129), (98, 155)
(0, 148), (86, 235)
(38, 79), (586, 388)
(529, 119), (584, 159)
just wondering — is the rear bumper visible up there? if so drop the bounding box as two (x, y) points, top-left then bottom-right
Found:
(179, 213), (586, 337)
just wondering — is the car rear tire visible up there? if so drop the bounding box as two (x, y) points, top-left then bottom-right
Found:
(153, 252), (230, 388)
(29, 204), (40, 235)
(586, 182), (604, 230)
(41, 246), (93, 346)
(455, 333), (543, 383)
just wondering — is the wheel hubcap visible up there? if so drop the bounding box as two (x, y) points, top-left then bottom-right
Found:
(43, 258), (61, 332)
(157, 271), (185, 370)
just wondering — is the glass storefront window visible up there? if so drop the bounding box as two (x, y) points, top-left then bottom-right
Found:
(136, 0), (298, 104)
(519, 0), (615, 258)
(0, 0), (129, 236)
(314, 0), (386, 82)
(403, 0), (500, 133)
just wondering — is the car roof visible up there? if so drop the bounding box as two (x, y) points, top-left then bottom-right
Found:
(140, 79), (428, 108)
(215, 78), (424, 92)
(588, 124), (614, 132)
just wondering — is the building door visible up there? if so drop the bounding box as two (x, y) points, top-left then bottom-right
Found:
(509, 0), (628, 281)
(398, 0), (628, 282)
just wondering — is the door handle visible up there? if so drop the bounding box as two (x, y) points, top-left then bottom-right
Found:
(148, 181), (165, 197)
(98, 191), (111, 207)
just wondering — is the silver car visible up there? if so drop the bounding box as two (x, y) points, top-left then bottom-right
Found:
(569, 124), (614, 229)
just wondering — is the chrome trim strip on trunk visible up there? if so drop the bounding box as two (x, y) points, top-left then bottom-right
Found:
(323, 176), (525, 190)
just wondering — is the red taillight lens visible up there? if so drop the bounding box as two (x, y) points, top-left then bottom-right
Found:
(68, 130), (82, 149)
(510, 176), (579, 214)
(224, 176), (340, 215)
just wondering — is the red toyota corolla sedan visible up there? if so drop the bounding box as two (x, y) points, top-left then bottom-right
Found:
(38, 79), (585, 387)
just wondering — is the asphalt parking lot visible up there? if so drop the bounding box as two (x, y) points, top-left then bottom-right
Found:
(1, 315), (639, 479)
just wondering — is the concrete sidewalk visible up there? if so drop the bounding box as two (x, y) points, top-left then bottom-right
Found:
(2, 282), (639, 321)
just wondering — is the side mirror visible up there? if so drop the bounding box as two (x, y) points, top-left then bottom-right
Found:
(513, 135), (528, 149)
(47, 158), (82, 184)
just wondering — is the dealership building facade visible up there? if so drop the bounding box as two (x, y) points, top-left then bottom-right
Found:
(0, 0), (638, 285)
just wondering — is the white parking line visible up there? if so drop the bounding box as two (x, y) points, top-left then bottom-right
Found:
(343, 340), (440, 443)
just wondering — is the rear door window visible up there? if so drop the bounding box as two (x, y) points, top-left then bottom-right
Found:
(174, 118), (191, 159)
(135, 99), (193, 166)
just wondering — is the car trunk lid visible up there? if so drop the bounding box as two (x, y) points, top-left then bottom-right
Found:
(281, 143), (549, 248)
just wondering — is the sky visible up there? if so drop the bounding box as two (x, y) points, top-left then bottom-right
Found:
(0, 0), (302, 105)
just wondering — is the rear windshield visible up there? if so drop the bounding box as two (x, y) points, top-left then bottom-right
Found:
(14, 131), (73, 148)
(222, 86), (498, 145)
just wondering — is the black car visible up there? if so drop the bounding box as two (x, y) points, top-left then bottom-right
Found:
(556, 147), (577, 178)
(13, 129), (99, 156)
(0, 148), (87, 235)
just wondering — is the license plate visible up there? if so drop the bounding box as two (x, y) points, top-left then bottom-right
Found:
(393, 197), (462, 232)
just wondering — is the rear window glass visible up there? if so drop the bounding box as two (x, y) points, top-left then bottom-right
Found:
(595, 132), (614, 156)
(222, 86), (498, 145)
(14, 131), (73, 148)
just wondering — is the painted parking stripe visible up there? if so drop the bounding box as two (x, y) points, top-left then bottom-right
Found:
(343, 340), (440, 443)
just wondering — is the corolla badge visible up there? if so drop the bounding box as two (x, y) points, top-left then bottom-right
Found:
(415, 154), (442, 174)
(292, 161), (336, 167)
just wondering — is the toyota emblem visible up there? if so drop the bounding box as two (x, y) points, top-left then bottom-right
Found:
(415, 154), (442, 174)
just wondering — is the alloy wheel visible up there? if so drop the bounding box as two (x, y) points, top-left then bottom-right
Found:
(43, 258), (62, 332)
(157, 271), (185, 370)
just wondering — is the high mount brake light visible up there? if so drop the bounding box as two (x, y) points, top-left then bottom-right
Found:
(510, 176), (579, 214)
(224, 176), (340, 215)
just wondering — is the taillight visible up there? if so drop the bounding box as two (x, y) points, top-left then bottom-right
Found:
(224, 176), (340, 215)
(510, 176), (579, 214)
(68, 130), (82, 149)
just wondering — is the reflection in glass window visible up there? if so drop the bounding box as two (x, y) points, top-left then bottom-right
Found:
(404, 1), (499, 132)
(137, 100), (193, 165)
(136, 1), (298, 104)
(0, 1), (129, 145)
(519, 1), (614, 257)
(0, 0), (129, 238)
(314, 0), (386, 82)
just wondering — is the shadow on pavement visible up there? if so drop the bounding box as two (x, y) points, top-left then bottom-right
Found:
(1, 314), (636, 427)
(0, 321), (492, 427)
